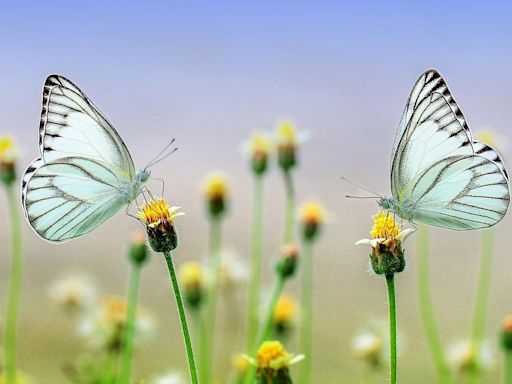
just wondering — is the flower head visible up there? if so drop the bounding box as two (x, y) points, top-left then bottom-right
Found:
(178, 261), (206, 309)
(299, 200), (327, 241)
(0, 136), (19, 185)
(218, 249), (249, 290)
(202, 171), (229, 218)
(274, 120), (306, 172)
(448, 339), (495, 375)
(245, 132), (272, 175)
(475, 129), (506, 152)
(276, 243), (299, 279)
(273, 294), (297, 334)
(356, 212), (415, 276)
(80, 295), (155, 352)
(501, 315), (512, 351)
(48, 275), (97, 312)
(246, 341), (304, 382)
(129, 230), (149, 265)
(138, 197), (183, 253)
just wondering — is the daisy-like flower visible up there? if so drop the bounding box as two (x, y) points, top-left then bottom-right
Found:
(178, 261), (206, 309)
(501, 315), (512, 351)
(79, 295), (156, 352)
(246, 340), (304, 382)
(151, 371), (185, 384)
(274, 120), (307, 172)
(356, 212), (415, 276)
(448, 339), (495, 375)
(202, 171), (229, 218)
(48, 275), (97, 312)
(138, 197), (184, 253)
(299, 200), (327, 242)
(475, 129), (506, 152)
(273, 294), (297, 335)
(352, 330), (384, 367)
(245, 132), (273, 175)
(0, 136), (19, 185)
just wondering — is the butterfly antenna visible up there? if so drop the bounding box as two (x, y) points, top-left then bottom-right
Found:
(145, 139), (178, 169)
(345, 195), (380, 199)
(340, 176), (382, 198)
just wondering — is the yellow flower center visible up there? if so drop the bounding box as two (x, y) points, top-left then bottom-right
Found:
(273, 294), (297, 324)
(299, 201), (326, 226)
(138, 198), (182, 226)
(202, 172), (229, 200)
(0, 136), (18, 164)
(249, 133), (272, 158)
(370, 212), (400, 239)
(257, 341), (291, 370)
(276, 120), (297, 146)
(179, 261), (205, 290)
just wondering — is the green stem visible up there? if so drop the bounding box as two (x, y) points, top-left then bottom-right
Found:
(468, 229), (494, 384)
(504, 350), (512, 384)
(4, 185), (23, 384)
(417, 224), (453, 384)
(282, 170), (295, 245)
(386, 275), (397, 384)
(201, 217), (222, 383)
(117, 262), (142, 384)
(246, 175), (264, 351)
(164, 252), (200, 384)
(298, 240), (314, 384)
(244, 276), (286, 384)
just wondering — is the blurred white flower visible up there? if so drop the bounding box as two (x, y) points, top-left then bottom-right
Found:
(151, 371), (184, 384)
(79, 295), (156, 351)
(48, 275), (97, 312)
(209, 248), (249, 290)
(448, 339), (495, 374)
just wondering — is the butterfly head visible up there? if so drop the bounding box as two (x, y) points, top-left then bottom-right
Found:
(139, 169), (151, 183)
(378, 197), (415, 222)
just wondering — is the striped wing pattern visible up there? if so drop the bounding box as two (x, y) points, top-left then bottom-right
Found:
(22, 157), (126, 242)
(22, 75), (136, 242)
(391, 69), (510, 229)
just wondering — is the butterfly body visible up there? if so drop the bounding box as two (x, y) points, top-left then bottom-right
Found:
(383, 69), (510, 230)
(22, 75), (150, 243)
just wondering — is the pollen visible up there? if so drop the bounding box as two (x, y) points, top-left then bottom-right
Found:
(370, 212), (400, 239)
(138, 197), (183, 227)
(257, 340), (291, 370)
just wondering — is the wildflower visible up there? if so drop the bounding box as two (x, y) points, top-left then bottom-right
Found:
(232, 353), (250, 376)
(274, 120), (306, 172)
(178, 261), (206, 309)
(273, 294), (297, 335)
(352, 327), (385, 368)
(245, 132), (272, 175)
(475, 129), (506, 151)
(0, 136), (18, 185)
(246, 341), (304, 383)
(218, 249), (249, 290)
(48, 275), (97, 312)
(356, 212), (415, 277)
(129, 230), (149, 265)
(138, 197), (183, 253)
(79, 295), (155, 352)
(202, 171), (229, 218)
(448, 339), (495, 375)
(151, 371), (185, 384)
(276, 244), (299, 279)
(501, 315), (512, 351)
(299, 200), (327, 242)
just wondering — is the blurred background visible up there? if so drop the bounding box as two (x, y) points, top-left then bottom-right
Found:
(1, 1), (512, 382)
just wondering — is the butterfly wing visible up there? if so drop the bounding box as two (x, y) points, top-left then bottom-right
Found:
(22, 157), (128, 242)
(391, 70), (510, 229)
(22, 75), (137, 242)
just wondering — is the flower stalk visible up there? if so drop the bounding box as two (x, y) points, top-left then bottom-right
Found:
(386, 274), (397, 384)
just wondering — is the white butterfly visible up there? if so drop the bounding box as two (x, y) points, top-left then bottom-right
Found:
(21, 75), (151, 242)
(379, 69), (510, 230)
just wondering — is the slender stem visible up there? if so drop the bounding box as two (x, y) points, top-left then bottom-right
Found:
(468, 229), (494, 384)
(504, 350), (512, 384)
(246, 175), (264, 351)
(201, 217), (222, 383)
(298, 240), (314, 384)
(386, 275), (397, 384)
(244, 276), (286, 384)
(164, 252), (200, 384)
(4, 185), (23, 384)
(117, 262), (142, 384)
(417, 224), (453, 384)
(282, 170), (295, 245)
